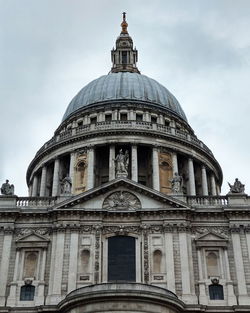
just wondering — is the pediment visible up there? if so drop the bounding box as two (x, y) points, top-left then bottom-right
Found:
(195, 231), (228, 247)
(16, 232), (49, 248)
(53, 178), (189, 211)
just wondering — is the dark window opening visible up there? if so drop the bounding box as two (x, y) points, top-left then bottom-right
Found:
(120, 113), (127, 121)
(108, 236), (135, 282)
(20, 285), (35, 301)
(122, 51), (127, 64)
(165, 120), (170, 127)
(137, 146), (152, 188)
(95, 146), (109, 187)
(151, 116), (157, 124)
(209, 284), (224, 300)
(105, 114), (112, 122)
(136, 114), (143, 122)
(90, 117), (97, 124)
(78, 121), (83, 127)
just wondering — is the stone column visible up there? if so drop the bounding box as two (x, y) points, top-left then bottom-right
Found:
(48, 230), (65, 304)
(40, 166), (47, 197)
(131, 145), (138, 182)
(179, 231), (197, 304)
(152, 146), (160, 191)
(0, 230), (13, 306)
(188, 158), (196, 196)
(52, 158), (60, 197)
(164, 232), (175, 293)
(87, 147), (95, 189)
(172, 152), (178, 174)
(67, 231), (79, 293)
(7, 248), (20, 306)
(197, 248), (207, 305)
(32, 175), (38, 197)
(210, 174), (217, 196)
(224, 248), (237, 305)
(35, 248), (47, 306)
(69, 152), (76, 191)
(231, 230), (250, 304)
(109, 145), (116, 181)
(201, 166), (208, 196)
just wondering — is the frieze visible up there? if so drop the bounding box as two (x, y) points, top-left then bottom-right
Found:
(193, 226), (229, 237)
(15, 228), (50, 238)
(102, 225), (141, 235)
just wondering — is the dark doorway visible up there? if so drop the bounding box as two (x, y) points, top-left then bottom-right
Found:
(108, 236), (136, 282)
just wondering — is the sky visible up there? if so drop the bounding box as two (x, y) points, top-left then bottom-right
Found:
(0, 0), (250, 196)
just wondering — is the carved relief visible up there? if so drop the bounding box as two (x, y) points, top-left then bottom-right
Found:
(15, 228), (50, 238)
(74, 153), (87, 194)
(159, 152), (173, 194)
(102, 191), (141, 210)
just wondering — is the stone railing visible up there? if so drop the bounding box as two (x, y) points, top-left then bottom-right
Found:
(16, 196), (57, 207)
(187, 195), (228, 206)
(35, 120), (213, 157)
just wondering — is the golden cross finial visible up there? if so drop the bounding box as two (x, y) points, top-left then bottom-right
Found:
(121, 12), (128, 34)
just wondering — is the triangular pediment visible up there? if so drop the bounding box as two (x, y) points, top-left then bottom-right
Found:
(53, 178), (189, 211)
(16, 232), (49, 248)
(195, 231), (228, 247)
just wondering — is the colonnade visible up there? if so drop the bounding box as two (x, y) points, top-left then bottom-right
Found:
(30, 145), (219, 197)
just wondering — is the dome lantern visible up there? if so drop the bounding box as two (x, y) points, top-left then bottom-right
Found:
(111, 13), (140, 74)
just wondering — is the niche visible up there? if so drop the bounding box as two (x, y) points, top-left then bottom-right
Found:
(80, 249), (90, 273)
(23, 251), (38, 279)
(159, 151), (172, 194)
(206, 251), (220, 278)
(74, 153), (87, 194)
(153, 249), (162, 273)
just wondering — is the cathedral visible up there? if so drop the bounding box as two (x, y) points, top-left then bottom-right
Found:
(1, 14), (250, 313)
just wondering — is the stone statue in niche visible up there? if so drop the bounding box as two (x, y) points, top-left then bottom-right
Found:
(1, 179), (14, 195)
(114, 149), (129, 178)
(103, 191), (141, 210)
(228, 178), (245, 194)
(60, 176), (72, 195)
(170, 172), (182, 194)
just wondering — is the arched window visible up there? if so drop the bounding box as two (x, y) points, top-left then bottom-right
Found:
(80, 249), (90, 272)
(153, 250), (162, 273)
(209, 284), (224, 300)
(23, 251), (38, 279)
(20, 285), (35, 301)
(206, 252), (219, 277)
(108, 236), (135, 282)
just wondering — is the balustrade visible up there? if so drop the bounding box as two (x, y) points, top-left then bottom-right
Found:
(187, 196), (228, 206)
(16, 197), (57, 207)
(34, 121), (213, 158)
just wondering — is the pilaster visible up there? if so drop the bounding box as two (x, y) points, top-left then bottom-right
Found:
(67, 231), (79, 293)
(131, 145), (138, 182)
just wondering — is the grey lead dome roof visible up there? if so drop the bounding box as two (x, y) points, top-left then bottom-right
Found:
(62, 72), (187, 122)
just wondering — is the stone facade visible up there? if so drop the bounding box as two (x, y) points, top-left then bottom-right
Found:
(0, 14), (249, 313)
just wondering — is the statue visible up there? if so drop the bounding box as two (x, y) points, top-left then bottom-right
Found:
(228, 178), (245, 194)
(114, 149), (129, 178)
(1, 180), (14, 195)
(170, 172), (182, 194)
(60, 176), (72, 195)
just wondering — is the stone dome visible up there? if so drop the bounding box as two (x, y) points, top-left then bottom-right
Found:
(62, 72), (187, 122)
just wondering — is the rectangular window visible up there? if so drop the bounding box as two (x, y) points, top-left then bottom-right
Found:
(122, 51), (127, 64)
(151, 116), (157, 124)
(105, 114), (112, 122)
(136, 114), (143, 122)
(108, 236), (136, 282)
(120, 113), (127, 121)
(90, 117), (97, 124)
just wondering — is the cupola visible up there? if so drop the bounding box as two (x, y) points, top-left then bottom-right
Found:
(111, 13), (140, 74)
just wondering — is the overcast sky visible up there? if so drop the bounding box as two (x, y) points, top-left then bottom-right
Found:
(0, 0), (250, 196)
